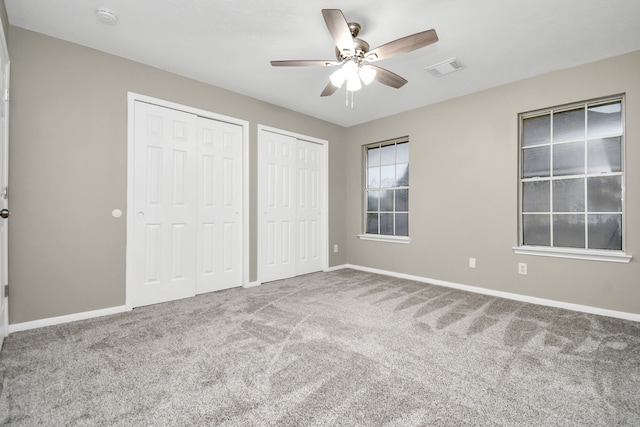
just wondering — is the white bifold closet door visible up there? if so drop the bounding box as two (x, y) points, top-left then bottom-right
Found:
(130, 101), (243, 308)
(260, 130), (323, 283)
(295, 138), (323, 276)
(196, 116), (243, 294)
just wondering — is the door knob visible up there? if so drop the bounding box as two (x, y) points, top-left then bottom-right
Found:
(0, 209), (9, 219)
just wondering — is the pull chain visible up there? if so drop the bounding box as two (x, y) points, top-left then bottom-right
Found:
(345, 89), (355, 109)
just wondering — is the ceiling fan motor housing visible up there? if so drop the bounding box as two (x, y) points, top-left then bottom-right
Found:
(335, 23), (370, 61)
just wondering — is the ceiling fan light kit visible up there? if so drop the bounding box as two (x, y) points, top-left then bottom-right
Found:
(329, 60), (375, 92)
(271, 9), (439, 104)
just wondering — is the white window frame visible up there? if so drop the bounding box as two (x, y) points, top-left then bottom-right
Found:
(513, 95), (631, 263)
(358, 137), (411, 244)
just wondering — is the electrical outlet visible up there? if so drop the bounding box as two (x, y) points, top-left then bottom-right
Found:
(469, 257), (476, 268)
(333, 244), (339, 253)
(518, 263), (528, 275)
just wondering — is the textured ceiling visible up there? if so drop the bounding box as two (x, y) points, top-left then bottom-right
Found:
(6, 0), (640, 127)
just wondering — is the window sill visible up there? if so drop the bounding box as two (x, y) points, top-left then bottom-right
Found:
(357, 234), (411, 244)
(512, 246), (632, 263)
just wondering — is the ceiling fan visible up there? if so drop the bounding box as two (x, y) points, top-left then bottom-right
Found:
(270, 9), (439, 97)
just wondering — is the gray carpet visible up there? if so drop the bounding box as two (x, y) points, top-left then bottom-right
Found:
(1, 269), (639, 426)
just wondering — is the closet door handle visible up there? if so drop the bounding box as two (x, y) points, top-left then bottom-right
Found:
(0, 209), (9, 219)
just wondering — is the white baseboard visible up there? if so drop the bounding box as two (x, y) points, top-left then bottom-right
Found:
(325, 264), (349, 272)
(339, 264), (640, 323)
(8, 305), (130, 334)
(9, 265), (637, 334)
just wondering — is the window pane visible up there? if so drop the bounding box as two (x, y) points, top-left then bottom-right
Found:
(523, 114), (550, 146)
(553, 142), (584, 176)
(380, 145), (395, 165)
(588, 102), (622, 138)
(523, 214), (550, 246)
(553, 214), (585, 248)
(367, 147), (380, 167)
(366, 213), (378, 234)
(396, 163), (408, 186)
(587, 176), (622, 212)
(523, 146), (550, 178)
(523, 181), (550, 212)
(396, 142), (409, 163)
(380, 165), (395, 187)
(588, 214), (622, 250)
(587, 137), (621, 174)
(520, 98), (624, 252)
(553, 178), (584, 212)
(367, 190), (379, 211)
(364, 139), (410, 237)
(380, 213), (394, 235)
(553, 108), (585, 142)
(395, 213), (408, 236)
(395, 189), (408, 212)
(367, 167), (380, 188)
(380, 190), (394, 211)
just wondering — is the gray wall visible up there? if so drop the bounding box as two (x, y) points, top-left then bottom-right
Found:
(8, 27), (347, 323)
(345, 50), (640, 315)
(0, 1), (7, 43)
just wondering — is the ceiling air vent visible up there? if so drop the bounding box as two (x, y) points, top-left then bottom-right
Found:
(426, 58), (463, 77)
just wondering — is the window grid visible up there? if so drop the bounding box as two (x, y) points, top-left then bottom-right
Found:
(519, 96), (624, 251)
(364, 137), (409, 237)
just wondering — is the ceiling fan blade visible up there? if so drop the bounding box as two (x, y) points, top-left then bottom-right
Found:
(271, 60), (339, 67)
(320, 81), (339, 97)
(367, 29), (438, 61)
(370, 65), (408, 89)
(321, 9), (354, 55)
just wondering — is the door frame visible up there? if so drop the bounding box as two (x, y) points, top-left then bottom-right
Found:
(0, 18), (9, 344)
(257, 124), (328, 285)
(126, 93), (250, 309)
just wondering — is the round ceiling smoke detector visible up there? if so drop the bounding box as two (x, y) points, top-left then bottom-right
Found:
(96, 8), (118, 25)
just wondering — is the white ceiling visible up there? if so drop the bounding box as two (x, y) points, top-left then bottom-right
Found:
(6, 0), (640, 127)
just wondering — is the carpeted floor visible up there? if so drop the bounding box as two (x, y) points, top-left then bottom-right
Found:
(1, 269), (639, 425)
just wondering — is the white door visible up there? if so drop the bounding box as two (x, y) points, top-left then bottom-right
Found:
(295, 140), (323, 276)
(259, 129), (325, 283)
(129, 100), (245, 307)
(196, 117), (243, 294)
(130, 101), (198, 307)
(0, 38), (9, 345)
(260, 131), (297, 283)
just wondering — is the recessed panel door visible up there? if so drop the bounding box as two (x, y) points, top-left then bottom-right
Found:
(260, 131), (297, 283)
(131, 101), (198, 307)
(196, 117), (243, 293)
(296, 139), (323, 276)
